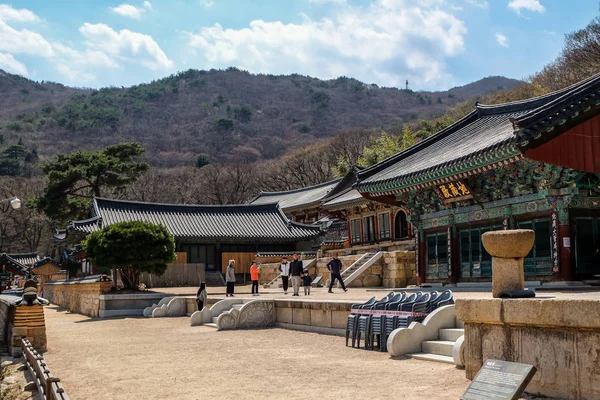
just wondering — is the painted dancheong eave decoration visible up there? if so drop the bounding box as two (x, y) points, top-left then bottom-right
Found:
(513, 73), (600, 174)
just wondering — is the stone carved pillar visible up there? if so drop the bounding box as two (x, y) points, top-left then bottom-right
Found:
(481, 229), (534, 298)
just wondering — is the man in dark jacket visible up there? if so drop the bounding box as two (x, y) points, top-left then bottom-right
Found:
(327, 253), (347, 293)
(289, 253), (304, 296)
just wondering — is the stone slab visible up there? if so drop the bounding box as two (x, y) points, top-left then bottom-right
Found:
(310, 309), (332, 328)
(292, 308), (311, 325)
(276, 307), (292, 324)
(99, 309), (144, 318)
(275, 322), (345, 337)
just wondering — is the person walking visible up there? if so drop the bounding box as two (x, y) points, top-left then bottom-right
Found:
(302, 269), (312, 296)
(225, 259), (236, 297)
(327, 253), (347, 293)
(290, 253), (303, 296)
(279, 256), (291, 294)
(250, 261), (261, 296)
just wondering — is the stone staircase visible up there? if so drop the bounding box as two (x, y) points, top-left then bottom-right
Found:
(387, 305), (465, 367)
(190, 298), (275, 330)
(263, 258), (317, 289)
(205, 303), (244, 328)
(205, 271), (225, 287)
(408, 321), (464, 364)
(335, 252), (382, 288)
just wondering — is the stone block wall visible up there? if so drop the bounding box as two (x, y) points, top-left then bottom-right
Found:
(258, 252), (416, 288)
(44, 280), (111, 318)
(382, 251), (417, 288)
(456, 298), (600, 400)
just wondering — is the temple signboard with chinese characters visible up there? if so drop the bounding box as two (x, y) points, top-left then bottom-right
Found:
(436, 180), (473, 204)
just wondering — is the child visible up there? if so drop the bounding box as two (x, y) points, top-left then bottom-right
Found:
(302, 269), (312, 296)
(250, 261), (260, 296)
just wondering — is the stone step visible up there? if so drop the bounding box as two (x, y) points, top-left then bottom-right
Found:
(408, 353), (455, 364)
(421, 340), (455, 357)
(204, 323), (218, 329)
(212, 316), (219, 324)
(439, 328), (464, 342)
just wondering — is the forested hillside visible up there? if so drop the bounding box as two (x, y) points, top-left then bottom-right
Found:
(0, 69), (520, 168)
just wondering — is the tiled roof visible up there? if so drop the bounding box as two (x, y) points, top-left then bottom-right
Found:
(514, 72), (600, 149)
(0, 252), (40, 272)
(33, 257), (62, 268)
(357, 82), (583, 194)
(69, 197), (322, 243)
(250, 179), (341, 212)
(321, 189), (367, 210)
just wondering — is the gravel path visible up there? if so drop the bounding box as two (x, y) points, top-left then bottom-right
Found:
(43, 306), (471, 400)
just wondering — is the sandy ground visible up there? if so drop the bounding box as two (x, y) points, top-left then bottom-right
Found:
(42, 305), (472, 400)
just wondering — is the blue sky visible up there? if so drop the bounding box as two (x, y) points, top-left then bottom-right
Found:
(0, 0), (597, 90)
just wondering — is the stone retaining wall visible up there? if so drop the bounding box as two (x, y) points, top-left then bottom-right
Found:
(0, 295), (46, 356)
(44, 280), (111, 318)
(197, 296), (354, 335)
(258, 251), (416, 288)
(382, 251), (417, 288)
(456, 297), (600, 400)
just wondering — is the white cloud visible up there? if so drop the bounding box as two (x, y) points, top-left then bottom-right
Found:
(0, 6), (171, 85)
(109, 3), (146, 19)
(201, 0), (215, 7)
(308, 0), (347, 4)
(508, 0), (545, 14)
(465, 0), (488, 8)
(0, 20), (54, 57)
(0, 52), (28, 75)
(0, 4), (41, 23)
(495, 33), (509, 47)
(143, 1), (153, 10)
(80, 23), (173, 70)
(186, 1), (467, 88)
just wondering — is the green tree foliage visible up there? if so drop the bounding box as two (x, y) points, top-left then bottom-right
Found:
(214, 118), (234, 132)
(401, 125), (416, 149)
(36, 143), (149, 222)
(358, 131), (403, 167)
(83, 221), (175, 290)
(415, 116), (456, 139)
(0, 143), (37, 176)
(195, 154), (210, 168)
(233, 105), (252, 122)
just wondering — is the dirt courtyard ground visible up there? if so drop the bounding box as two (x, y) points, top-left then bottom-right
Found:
(42, 305), (471, 400)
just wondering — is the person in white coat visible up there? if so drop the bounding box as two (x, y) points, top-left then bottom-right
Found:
(279, 256), (291, 294)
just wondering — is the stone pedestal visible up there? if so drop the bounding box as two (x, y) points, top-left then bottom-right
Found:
(481, 229), (534, 298)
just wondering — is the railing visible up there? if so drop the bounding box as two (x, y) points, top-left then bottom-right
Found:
(22, 338), (70, 400)
(342, 252), (383, 287)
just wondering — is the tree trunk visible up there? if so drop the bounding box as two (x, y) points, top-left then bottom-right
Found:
(120, 267), (140, 290)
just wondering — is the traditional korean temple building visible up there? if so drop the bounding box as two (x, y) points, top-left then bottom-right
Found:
(320, 188), (411, 249)
(67, 197), (322, 272)
(0, 252), (40, 276)
(357, 73), (600, 284)
(250, 178), (341, 223)
(251, 167), (412, 250)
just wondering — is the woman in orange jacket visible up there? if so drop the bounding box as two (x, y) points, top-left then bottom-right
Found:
(250, 261), (261, 296)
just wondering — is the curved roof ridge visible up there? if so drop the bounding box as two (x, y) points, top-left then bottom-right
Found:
(358, 110), (479, 180)
(94, 197), (282, 210)
(513, 71), (600, 128)
(254, 178), (342, 197)
(477, 72), (600, 116)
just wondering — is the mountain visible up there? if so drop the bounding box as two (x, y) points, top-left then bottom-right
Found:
(0, 68), (522, 167)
